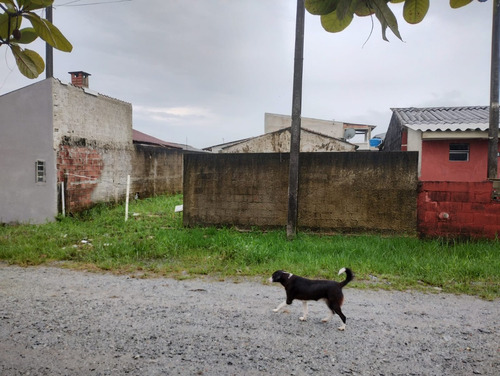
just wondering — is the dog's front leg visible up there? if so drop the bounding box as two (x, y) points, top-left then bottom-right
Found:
(272, 300), (287, 313)
(321, 311), (333, 323)
(299, 301), (308, 321)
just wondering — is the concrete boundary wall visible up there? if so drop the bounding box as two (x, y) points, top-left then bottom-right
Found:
(183, 152), (419, 234)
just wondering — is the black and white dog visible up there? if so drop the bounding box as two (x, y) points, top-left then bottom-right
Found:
(269, 268), (353, 331)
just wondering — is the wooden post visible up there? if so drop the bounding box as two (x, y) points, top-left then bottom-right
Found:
(488, 0), (500, 179)
(286, 0), (305, 240)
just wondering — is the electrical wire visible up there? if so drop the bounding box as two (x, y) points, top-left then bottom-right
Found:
(57, 0), (132, 7)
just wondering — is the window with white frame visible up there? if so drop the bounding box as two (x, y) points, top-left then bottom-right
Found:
(35, 160), (46, 183)
(449, 143), (469, 162)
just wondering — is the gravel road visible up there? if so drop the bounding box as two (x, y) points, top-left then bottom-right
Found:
(1, 264), (499, 375)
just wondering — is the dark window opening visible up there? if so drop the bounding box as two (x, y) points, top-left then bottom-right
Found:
(449, 143), (469, 161)
(36, 160), (46, 183)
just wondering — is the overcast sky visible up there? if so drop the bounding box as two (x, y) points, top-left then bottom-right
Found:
(0, 0), (494, 149)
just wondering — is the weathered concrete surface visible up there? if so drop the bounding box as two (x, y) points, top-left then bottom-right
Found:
(1, 265), (498, 375)
(184, 152), (418, 234)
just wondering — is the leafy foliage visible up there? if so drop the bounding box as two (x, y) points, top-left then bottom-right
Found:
(0, 0), (72, 78)
(305, 0), (487, 41)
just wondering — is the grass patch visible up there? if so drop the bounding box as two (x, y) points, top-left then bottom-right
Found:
(1, 194), (499, 299)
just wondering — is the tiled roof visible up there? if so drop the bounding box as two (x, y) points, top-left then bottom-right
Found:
(391, 106), (493, 132)
(133, 129), (206, 152)
(133, 129), (182, 149)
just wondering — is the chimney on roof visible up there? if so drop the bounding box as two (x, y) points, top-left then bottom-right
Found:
(69, 71), (91, 88)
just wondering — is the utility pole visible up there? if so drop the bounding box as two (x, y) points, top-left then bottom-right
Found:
(45, 5), (53, 78)
(488, 0), (500, 179)
(286, 0), (305, 240)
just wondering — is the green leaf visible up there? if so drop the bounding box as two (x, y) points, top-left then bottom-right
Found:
(336, 0), (359, 21)
(16, 26), (38, 43)
(403, 0), (429, 24)
(371, 0), (402, 41)
(354, 1), (375, 17)
(18, 0), (54, 11)
(0, 1), (16, 7)
(450, 0), (473, 9)
(321, 9), (353, 32)
(305, 0), (339, 16)
(10, 44), (45, 79)
(0, 12), (22, 40)
(23, 12), (72, 52)
(0, 12), (10, 39)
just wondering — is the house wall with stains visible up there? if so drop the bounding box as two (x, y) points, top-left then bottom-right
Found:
(57, 139), (184, 214)
(52, 82), (134, 214)
(0, 79), (58, 224)
(219, 129), (356, 153)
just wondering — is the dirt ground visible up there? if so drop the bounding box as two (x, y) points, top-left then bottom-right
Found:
(0, 264), (499, 375)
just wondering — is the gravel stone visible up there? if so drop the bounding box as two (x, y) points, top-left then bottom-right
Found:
(0, 264), (499, 375)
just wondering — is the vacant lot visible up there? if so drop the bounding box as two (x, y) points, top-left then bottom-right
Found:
(1, 264), (498, 375)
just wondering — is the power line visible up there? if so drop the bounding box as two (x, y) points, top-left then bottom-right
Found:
(57, 0), (132, 7)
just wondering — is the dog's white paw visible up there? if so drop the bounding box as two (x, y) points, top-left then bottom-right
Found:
(299, 316), (307, 321)
(272, 308), (279, 313)
(337, 324), (346, 331)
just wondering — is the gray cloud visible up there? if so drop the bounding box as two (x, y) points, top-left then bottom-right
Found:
(0, 0), (493, 148)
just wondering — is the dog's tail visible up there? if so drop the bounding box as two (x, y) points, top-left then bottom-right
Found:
(338, 267), (354, 288)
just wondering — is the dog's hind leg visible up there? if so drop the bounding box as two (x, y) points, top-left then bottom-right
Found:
(272, 300), (287, 313)
(328, 302), (347, 331)
(299, 301), (308, 321)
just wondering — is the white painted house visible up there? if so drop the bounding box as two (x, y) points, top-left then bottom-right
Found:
(205, 113), (376, 153)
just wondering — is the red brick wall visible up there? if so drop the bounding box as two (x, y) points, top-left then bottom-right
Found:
(58, 145), (104, 212)
(418, 181), (500, 239)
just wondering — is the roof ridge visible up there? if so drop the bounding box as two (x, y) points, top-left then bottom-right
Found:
(391, 106), (493, 132)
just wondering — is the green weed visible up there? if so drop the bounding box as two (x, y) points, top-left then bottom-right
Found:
(0, 194), (498, 299)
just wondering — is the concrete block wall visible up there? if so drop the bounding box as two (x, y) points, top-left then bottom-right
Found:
(183, 153), (288, 227)
(52, 81), (132, 149)
(52, 80), (184, 214)
(57, 139), (183, 214)
(131, 145), (184, 198)
(298, 152), (418, 233)
(183, 152), (419, 234)
(418, 181), (500, 239)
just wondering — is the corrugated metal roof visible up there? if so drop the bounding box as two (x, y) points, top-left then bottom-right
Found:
(391, 106), (493, 132)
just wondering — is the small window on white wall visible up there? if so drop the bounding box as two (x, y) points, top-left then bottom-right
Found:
(36, 160), (46, 183)
(449, 143), (469, 162)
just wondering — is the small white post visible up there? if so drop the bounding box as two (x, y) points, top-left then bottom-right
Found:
(61, 181), (65, 217)
(125, 175), (130, 222)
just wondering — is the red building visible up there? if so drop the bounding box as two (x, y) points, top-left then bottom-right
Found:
(384, 106), (500, 239)
(384, 106), (499, 182)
